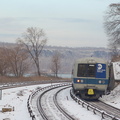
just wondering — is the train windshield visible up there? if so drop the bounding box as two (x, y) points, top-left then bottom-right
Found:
(77, 64), (96, 77)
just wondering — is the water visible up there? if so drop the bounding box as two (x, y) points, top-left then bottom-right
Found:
(24, 73), (72, 78)
(56, 74), (71, 78)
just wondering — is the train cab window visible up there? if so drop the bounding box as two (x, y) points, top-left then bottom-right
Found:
(88, 64), (96, 77)
(77, 64), (87, 77)
(77, 64), (96, 77)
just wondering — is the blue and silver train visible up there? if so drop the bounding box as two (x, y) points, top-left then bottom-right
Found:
(72, 57), (114, 99)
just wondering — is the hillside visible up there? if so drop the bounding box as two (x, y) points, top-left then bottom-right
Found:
(41, 46), (110, 74)
(0, 42), (110, 74)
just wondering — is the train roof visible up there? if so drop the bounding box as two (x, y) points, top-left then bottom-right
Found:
(75, 57), (107, 64)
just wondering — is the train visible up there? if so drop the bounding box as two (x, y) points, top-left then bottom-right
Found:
(72, 57), (115, 100)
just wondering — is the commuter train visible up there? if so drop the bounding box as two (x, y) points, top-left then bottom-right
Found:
(72, 57), (114, 99)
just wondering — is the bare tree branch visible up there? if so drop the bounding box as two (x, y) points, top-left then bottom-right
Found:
(50, 51), (61, 77)
(2, 45), (30, 77)
(104, 3), (120, 61)
(17, 27), (47, 76)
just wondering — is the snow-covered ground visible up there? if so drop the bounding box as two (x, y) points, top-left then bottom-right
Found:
(100, 83), (120, 109)
(0, 84), (48, 120)
(0, 83), (120, 120)
(58, 87), (101, 120)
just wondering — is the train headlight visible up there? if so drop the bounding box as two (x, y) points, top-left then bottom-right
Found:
(77, 79), (81, 82)
(77, 79), (84, 83)
(98, 80), (105, 84)
(99, 80), (102, 84)
(81, 80), (84, 83)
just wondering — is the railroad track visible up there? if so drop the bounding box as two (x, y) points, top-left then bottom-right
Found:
(86, 100), (120, 119)
(70, 89), (120, 120)
(0, 80), (72, 120)
(28, 83), (78, 120)
(37, 84), (75, 120)
(0, 79), (71, 90)
(2, 80), (120, 120)
(53, 87), (74, 120)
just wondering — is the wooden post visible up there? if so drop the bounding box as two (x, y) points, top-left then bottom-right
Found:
(0, 89), (2, 100)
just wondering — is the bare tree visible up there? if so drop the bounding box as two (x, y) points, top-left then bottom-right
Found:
(104, 3), (120, 60)
(104, 3), (120, 47)
(50, 51), (61, 77)
(17, 27), (47, 76)
(4, 45), (30, 77)
(109, 44), (120, 62)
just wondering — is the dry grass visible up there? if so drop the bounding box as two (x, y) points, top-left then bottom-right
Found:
(2, 108), (13, 112)
(0, 76), (70, 83)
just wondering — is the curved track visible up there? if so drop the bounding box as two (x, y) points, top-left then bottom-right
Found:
(37, 84), (75, 120)
(86, 100), (120, 119)
(2, 80), (120, 120)
(53, 87), (74, 120)
(70, 89), (120, 120)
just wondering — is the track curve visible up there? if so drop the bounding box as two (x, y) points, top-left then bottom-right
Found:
(86, 100), (120, 119)
(28, 83), (83, 120)
(70, 89), (120, 120)
(37, 84), (76, 120)
(53, 87), (74, 120)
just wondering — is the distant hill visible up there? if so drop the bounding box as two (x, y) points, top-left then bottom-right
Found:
(41, 46), (110, 74)
(0, 42), (15, 47)
(0, 42), (111, 74)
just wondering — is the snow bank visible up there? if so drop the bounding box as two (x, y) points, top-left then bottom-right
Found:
(113, 62), (120, 81)
(100, 83), (120, 109)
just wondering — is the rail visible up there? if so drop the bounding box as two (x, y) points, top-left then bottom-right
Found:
(0, 79), (71, 91)
(70, 89), (120, 120)
(53, 86), (74, 120)
(27, 83), (71, 120)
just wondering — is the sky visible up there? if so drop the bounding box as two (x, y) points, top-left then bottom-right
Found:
(0, 0), (120, 48)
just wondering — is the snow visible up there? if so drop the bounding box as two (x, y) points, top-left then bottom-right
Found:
(113, 62), (120, 81)
(0, 84), (48, 120)
(100, 83), (120, 109)
(0, 83), (120, 120)
(58, 87), (101, 120)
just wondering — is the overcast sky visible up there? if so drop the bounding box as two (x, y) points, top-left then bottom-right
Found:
(0, 0), (120, 47)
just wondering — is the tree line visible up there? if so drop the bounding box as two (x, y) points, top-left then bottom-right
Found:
(0, 44), (29, 77)
(0, 27), (61, 77)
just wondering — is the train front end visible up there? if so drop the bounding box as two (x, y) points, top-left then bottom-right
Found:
(72, 58), (109, 99)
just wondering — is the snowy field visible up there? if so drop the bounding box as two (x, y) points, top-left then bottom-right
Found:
(0, 83), (120, 120)
(0, 84), (49, 120)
